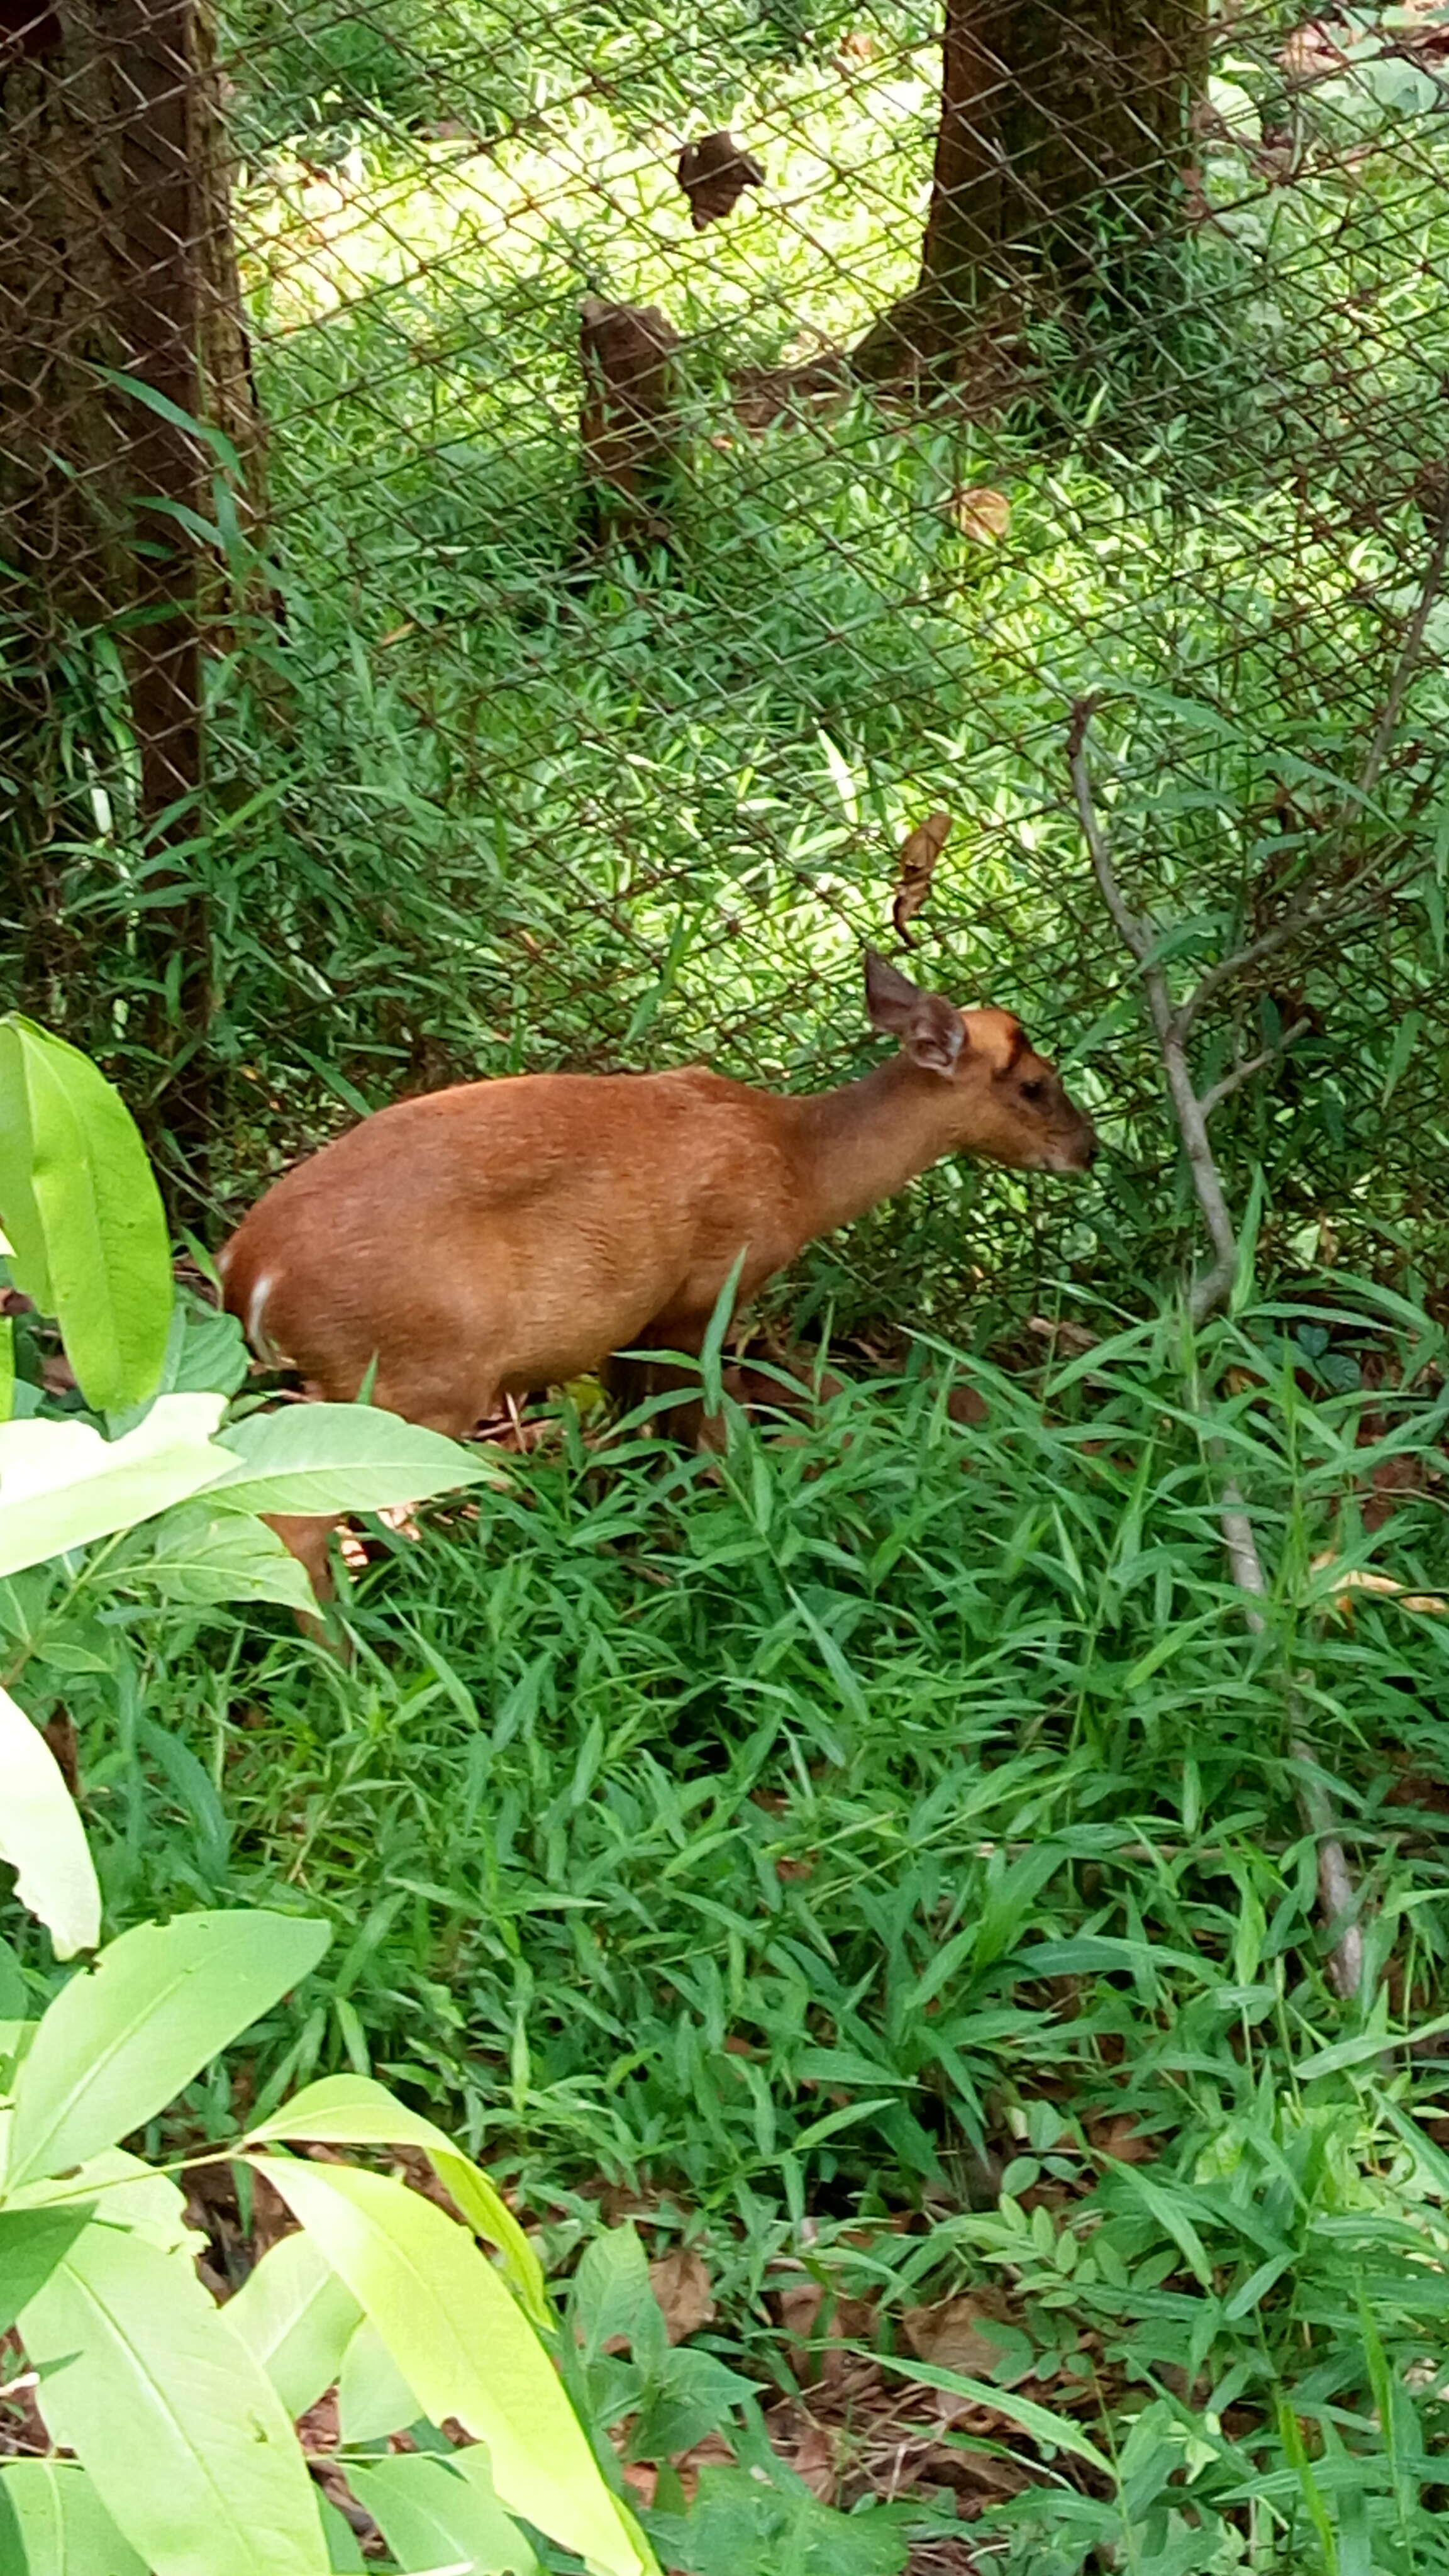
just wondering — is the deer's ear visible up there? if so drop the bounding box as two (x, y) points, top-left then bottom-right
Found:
(903, 993), (965, 1076)
(863, 949), (922, 1031)
(865, 951), (964, 1077)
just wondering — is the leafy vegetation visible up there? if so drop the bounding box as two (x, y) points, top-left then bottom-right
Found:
(5, 0), (1449, 2566)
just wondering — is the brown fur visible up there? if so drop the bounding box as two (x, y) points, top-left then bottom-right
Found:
(219, 953), (1096, 1607)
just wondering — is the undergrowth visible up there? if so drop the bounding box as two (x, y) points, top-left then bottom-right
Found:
(40, 1291), (1449, 2568)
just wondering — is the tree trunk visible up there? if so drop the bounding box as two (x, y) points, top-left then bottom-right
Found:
(0, 0), (264, 1209)
(855, 0), (1208, 385)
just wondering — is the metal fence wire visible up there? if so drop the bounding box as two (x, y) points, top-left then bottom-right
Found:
(3, 0), (1448, 1340)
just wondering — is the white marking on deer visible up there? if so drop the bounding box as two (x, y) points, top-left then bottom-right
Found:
(247, 1272), (275, 1355)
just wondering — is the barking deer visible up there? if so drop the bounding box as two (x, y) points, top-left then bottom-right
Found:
(219, 952), (1097, 1607)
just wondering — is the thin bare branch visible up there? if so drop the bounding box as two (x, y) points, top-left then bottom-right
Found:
(1068, 695), (1150, 962)
(1200, 1020), (1311, 1123)
(1069, 702), (1237, 1302)
(1175, 838), (1414, 1041)
(1070, 707), (1366, 2006)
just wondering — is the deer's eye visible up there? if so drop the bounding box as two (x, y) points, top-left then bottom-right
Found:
(1019, 1077), (1046, 1104)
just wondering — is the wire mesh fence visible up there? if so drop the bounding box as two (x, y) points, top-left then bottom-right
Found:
(3, 0), (1448, 1345)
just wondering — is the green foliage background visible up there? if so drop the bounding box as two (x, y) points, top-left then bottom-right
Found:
(4, 0), (1449, 2565)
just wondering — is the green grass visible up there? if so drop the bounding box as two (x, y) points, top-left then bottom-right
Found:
(33, 1287), (1447, 2566)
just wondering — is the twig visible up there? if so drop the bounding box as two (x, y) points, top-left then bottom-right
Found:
(1069, 708), (1238, 1325)
(1175, 839), (1416, 1041)
(1069, 706), (1365, 2004)
(1199, 1022), (1310, 1123)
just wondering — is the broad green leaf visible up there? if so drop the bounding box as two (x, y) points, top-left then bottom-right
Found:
(348, 2450), (542, 2576)
(338, 2316), (425, 2443)
(877, 2354), (1113, 2473)
(104, 1299), (250, 1436)
(11, 2145), (196, 2246)
(628, 2345), (757, 2463)
(19, 2216), (330, 2576)
(0, 1399), (233, 1579)
(124, 1501), (318, 1612)
(0, 1314), (13, 1424)
(0, 2460), (148, 2576)
(0, 1683), (101, 1958)
(4, 1911), (330, 2192)
(0, 1037), (54, 1311)
(245, 2076), (548, 2324)
(169, 1300), (251, 1398)
(223, 2226), (363, 2419)
(209, 1402), (496, 1518)
(570, 2224), (658, 2367)
(0, 1016), (172, 1410)
(0, 2206), (91, 2335)
(249, 2156), (653, 2576)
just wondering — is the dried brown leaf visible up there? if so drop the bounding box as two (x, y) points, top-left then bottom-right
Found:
(789, 2418), (838, 2501)
(1086, 2112), (1157, 2165)
(891, 809), (950, 946)
(775, 2284), (880, 2390)
(649, 2245), (716, 2343)
(776, 2279), (827, 2353)
(902, 2292), (1021, 2415)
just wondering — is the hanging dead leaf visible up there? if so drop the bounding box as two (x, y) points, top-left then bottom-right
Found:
(1279, 19), (1351, 84)
(648, 2246), (716, 2343)
(890, 809), (950, 947)
(1027, 1316), (1098, 1355)
(947, 485), (1011, 543)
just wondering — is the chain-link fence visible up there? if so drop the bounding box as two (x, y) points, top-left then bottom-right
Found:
(4, 0), (1448, 1343)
